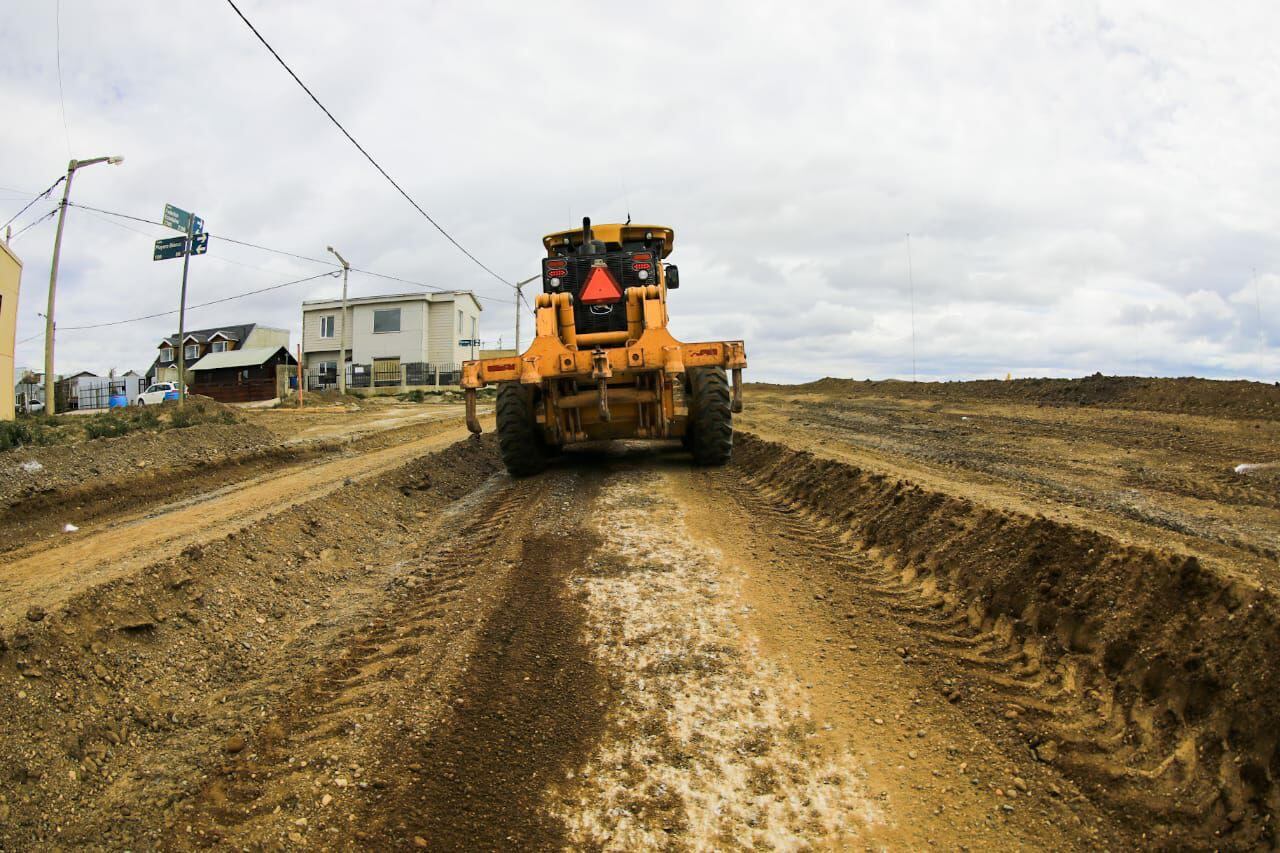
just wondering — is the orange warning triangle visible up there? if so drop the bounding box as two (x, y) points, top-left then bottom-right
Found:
(580, 265), (623, 304)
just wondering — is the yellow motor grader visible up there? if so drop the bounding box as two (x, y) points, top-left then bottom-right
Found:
(462, 218), (747, 476)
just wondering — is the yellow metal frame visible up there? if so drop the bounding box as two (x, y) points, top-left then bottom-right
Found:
(462, 224), (746, 441)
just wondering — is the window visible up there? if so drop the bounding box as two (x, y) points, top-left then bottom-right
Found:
(184, 344), (199, 360)
(318, 361), (337, 376)
(320, 315), (335, 338)
(211, 341), (228, 353)
(373, 308), (401, 333)
(458, 309), (463, 333)
(470, 316), (477, 341)
(160, 347), (174, 363)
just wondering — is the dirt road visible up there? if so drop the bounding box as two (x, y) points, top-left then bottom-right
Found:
(1, 380), (1276, 849)
(2, 440), (1147, 850)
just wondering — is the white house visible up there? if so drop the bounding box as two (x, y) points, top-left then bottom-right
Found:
(300, 291), (481, 383)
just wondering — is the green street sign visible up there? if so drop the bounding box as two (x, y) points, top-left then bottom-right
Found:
(162, 203), (192, 233)
(154, 235), (187, 261)
(153, 233), (208, 260)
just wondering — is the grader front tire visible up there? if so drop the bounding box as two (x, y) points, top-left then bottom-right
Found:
(687, 366), (733, 466)
(495, 382), (548, 477)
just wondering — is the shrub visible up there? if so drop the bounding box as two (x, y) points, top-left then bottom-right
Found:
(81, 407), (161, 439)
(0, 421), (33, 450)
(83, 413), (134, 439)
(168, 401), (240, 429)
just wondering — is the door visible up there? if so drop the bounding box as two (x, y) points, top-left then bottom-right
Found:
(372, 358), (401, 387)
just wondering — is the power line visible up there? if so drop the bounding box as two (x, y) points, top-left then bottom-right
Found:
(58, 270), (339, 331)
(67, 201), (515, 304)
(55, 0), (72, 157)
(208, 233), (334, 267)
(223, 0), (512, 289)
(2, 175), (64, 231)
(348, 267), (515, 305)
(10, 208), (59, 241)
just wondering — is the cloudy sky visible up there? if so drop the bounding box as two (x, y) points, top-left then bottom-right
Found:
(1, 0), (1277, 383)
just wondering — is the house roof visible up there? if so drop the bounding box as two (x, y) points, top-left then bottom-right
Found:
(302, 290), (483, 312)
(160, 323), (257, 347)
(187, 346), (294, 371)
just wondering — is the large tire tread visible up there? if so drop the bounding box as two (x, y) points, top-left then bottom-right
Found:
(686, 367), (733, 466)
(495, 383), (547, 477)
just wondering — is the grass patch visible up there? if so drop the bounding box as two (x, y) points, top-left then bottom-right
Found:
(2, 398), (242, 452)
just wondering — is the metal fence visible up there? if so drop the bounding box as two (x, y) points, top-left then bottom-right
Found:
(305, 363), (461, 392)
(56, 379), (130, 412)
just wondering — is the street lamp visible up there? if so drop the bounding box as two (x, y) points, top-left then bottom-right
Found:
(44, 155), (124, 414)
(326, 246), (350, 394)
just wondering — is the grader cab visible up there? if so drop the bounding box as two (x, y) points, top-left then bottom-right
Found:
(461, 218), (747, 476)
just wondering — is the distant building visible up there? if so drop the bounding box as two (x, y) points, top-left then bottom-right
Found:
(148, 323), (289, 384)
(187, 345), (297, 403)
(14, 368), (41, 414)
(0, 239), (21, 420)
(300, 291), (481, 386)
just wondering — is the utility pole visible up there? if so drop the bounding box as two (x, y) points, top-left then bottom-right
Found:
(327, 246), (350, 393)
(43, 154), (124, 414)
(514, 274), (539, 353)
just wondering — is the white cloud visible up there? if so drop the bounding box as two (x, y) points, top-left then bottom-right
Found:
(0, 0), (1277, 382)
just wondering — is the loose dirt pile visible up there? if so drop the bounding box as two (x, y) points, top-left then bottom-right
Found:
(0, 436), (501, 849)
(1, 419), (273, 508)
(778, 375), (1280, 419)
(732, 432), (1280, 847)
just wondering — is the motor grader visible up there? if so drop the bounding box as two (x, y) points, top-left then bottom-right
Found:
(461, 218), (747, 476)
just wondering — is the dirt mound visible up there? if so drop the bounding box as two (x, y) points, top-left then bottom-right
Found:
(0, 435), (502, 849)
(0, 421), (276, 510)
(731, 432), (1280, 848)
(778, 375), (1280, 419)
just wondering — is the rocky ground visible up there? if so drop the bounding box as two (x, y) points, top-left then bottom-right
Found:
(0, 378), (1276, 850)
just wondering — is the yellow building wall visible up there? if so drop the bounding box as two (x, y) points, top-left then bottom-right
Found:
(0, 240), (21, 421)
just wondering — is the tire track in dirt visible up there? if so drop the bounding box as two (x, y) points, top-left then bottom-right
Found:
(182, 466), (611, 850)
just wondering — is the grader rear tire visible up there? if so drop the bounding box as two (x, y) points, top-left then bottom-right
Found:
(686, 366), (733, 466)
(495, 382), (547, 477)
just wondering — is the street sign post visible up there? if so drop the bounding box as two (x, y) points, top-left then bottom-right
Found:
(158, 203), (206, 406)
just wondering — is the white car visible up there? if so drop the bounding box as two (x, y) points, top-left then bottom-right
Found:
(135, 382), (186, 406)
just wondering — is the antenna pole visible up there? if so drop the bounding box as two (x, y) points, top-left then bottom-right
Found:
(907, 233), (917, 383)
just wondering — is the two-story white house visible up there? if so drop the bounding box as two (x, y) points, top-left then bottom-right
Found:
(300, 291), (482, 386)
